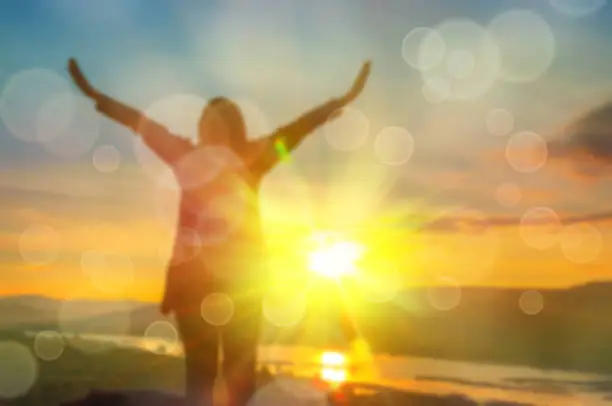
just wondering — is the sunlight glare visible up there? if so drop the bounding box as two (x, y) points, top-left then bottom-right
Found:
(321, 369), (347, 385)
(321, 351), (346, 366)
(320, 351), (348, 385)
(308, 235), (364, 279)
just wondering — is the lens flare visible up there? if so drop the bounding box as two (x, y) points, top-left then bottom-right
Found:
(274, 138), (291, 161)
(320, 351), (348, 385)
(307, 234), (364, 279)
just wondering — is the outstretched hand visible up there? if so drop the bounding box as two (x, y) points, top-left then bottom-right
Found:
(340, 60), (372, 105)
(67, 58), (98, 99)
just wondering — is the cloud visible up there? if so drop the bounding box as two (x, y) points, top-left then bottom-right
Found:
(546, 100), (612, 179)
(0, 185), (141, 225)
(419, 207), (612, 233)
(0, 161), (174, 225)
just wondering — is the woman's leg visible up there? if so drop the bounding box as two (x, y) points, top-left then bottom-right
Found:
(222, 293), (262, 406)
(176, 305), (219, 406)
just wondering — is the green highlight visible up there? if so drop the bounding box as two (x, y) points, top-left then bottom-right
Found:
(274, 138), (290, 161)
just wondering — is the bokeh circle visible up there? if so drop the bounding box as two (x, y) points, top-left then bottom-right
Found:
(550, 0), (606, 17)
(0, 341), (39, 399)
(520, 207), (562, 250)
(427, 278), (462, 311)
(488, 10), (556, 83)
(560, 223), (603, 264)
(93, 145), (121, 173)
(41, 92), (101, 158)
(519, 290), (544, 315)
(0, 68), (73, 143)
(324, 107), (370, 151)
(201, 293), (235, 326)
(19, 224), (62, 266)
(496, 182), (522, 207)
(420, 19), (501, 100)
(506, 131), (548, 173)
(144, 321), (179, 354)
(33, 330), (65, 361)
(401, 27), (446, 72)
(373, 126), (415, 166)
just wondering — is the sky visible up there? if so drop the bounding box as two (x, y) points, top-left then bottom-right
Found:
(2, 0), (612, 301)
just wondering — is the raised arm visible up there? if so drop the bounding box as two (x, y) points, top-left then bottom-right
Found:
(67, 58), (192, 164)
(249, 61), (372, 174)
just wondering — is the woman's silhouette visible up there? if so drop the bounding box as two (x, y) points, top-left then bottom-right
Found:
(67, 57), (371, 406)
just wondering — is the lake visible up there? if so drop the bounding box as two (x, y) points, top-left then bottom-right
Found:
(23, 331), (612, 405)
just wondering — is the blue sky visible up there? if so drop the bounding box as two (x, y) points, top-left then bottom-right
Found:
(2, 0), (612, 298)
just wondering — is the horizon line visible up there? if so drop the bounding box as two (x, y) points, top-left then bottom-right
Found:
(2, 279), (611, 303)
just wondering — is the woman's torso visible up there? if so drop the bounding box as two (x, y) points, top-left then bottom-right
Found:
(163, 145), (269, 310)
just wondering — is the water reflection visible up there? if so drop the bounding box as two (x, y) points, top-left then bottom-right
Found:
(22, 331), (612, 405)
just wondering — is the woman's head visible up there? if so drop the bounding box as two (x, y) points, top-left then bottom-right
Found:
(198, 97), (248, 150)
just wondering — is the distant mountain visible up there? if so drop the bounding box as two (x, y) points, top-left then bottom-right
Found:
(0, 295), (157, 332)
(0, 296), (60, 328)
(2, 281), (612, 374)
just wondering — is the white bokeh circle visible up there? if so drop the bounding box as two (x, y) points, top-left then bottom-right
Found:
(560, 223), (603, 264)
(18, 224), (62, 266)
(172, 145), (245, 191)
(401, 27), (446, 72)
(33, 331), (65, 361)
(0, 341), (38, 399)
(324, 107), (370, 151)
(232, 97), (272, 141)
(373, 126), (415, 166)
(143, 93), (207, 142)
(201, 292), (235, 326)
(496, 182), (522, 207)
(168, 188), (251, 257)
(144, 321), (179, 354)
(506, 131), (548, 173)
(132, 136), (177, 189)
(488, 10), (556, 83)
(93, 145), (121, 173)
(36, 92), (75, 144)
(520, 207), (562, 250)
(445, 50), (476, 79)
(421, 19), (502, 100)
(427, 278), (462, 311)
(550, 0), (606, 17)
(519, 290), (544, 315)
(132, 93), (205, 188)
(42, 92), (101, 158)
(0, 68), (73, 143)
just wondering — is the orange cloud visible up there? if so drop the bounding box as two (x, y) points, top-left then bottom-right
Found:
(544, 100), (612, 181)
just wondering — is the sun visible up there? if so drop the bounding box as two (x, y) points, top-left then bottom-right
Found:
(307, 233), (364, 279)
(320, 351), (348, 385)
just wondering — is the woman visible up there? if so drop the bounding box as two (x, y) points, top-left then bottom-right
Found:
(67, 57), (371, 406)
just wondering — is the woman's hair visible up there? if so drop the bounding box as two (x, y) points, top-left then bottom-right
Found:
(198, 97), (248, 149)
